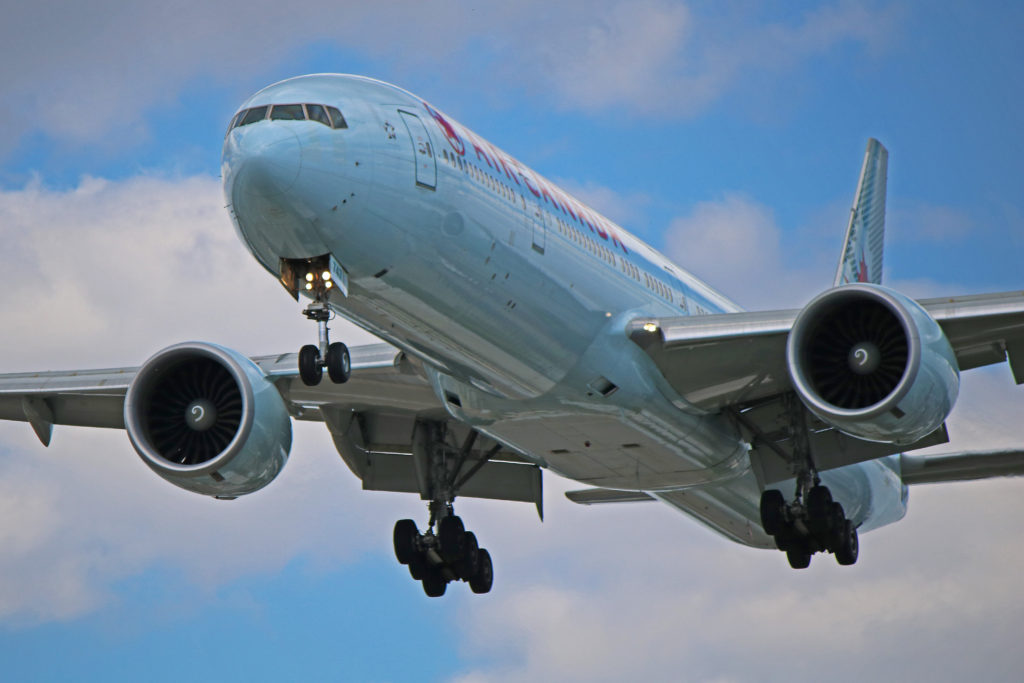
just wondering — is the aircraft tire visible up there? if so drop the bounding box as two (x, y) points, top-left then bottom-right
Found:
(326, 342), (351, 384)
(408, 553), (428, 580)
(807, 485), (833, 520)
(759, 489), (786, 536)
(299, 344), (322, 386)
(786, 547), (812, 569)
(393, 519), (419, 565)
(422, 569), (447, 597)
(469, 548), (493, 594)
(457, 531), (480, 580)
(835, 520), (859, 566)
(439, 515), (466, 562)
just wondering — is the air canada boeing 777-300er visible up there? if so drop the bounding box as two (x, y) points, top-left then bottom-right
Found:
(3, 74), (1024, 596)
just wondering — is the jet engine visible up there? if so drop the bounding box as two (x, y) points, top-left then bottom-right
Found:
(787, 284), (959, 445)
(124, 342), (292, 498)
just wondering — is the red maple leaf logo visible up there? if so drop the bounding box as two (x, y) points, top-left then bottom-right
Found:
(423, 102), (464, 156)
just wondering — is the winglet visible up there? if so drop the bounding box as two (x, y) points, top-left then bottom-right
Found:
(834, 138), (888, 286)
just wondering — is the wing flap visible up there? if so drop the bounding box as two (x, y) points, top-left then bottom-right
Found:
(565, 488), (656, 505)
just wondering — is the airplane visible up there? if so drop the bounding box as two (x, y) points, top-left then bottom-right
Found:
(2, 74), (1023, 598)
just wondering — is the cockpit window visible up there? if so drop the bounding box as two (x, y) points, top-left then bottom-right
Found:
(306, 104), (331, 127)
(326, 106), (348, 129)
(230, 103), (347, 131)
(270, 104), (305, 121)
(238, 106), (268, 126)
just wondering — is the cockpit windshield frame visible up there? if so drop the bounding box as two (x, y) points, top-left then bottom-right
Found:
(229, 103), (349, 133)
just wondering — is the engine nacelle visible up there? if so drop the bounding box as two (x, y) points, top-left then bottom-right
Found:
(124, 342), (292, 498)
(787, 284), (960, 445)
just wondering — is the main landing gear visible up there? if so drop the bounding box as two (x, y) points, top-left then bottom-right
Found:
(393, 510), (494, 597)
(298, 300), (351, 387)
(756, 394), (859, 569)
(760, 483), (859, 569)
(392, 423), (498, 597)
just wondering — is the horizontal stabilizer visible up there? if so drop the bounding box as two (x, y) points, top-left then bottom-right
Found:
(565, 488), (656, 505)
(900, 449), (1024, 485)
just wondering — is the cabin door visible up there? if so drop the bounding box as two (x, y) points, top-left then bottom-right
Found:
(398, 110), (436, 189)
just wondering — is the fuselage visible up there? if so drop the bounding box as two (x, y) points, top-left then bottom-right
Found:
(221, 74), (907, 548)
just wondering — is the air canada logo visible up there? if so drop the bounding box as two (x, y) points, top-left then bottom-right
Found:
(423, 102), (464, 156)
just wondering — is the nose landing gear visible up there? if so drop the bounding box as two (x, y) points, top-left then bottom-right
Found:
(278, 255), (352, 387)
(298, 301), (351, 387)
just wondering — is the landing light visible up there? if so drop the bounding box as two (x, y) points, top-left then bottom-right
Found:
(305, 273), (314, 282)
(305, 282), (313, 290)
(325, 281), (333, 289)
(322, 271), (332, 281)
(643, 323), (659, 333)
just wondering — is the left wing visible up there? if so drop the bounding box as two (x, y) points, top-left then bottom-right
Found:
(628, 290), (1024, 485)
(0, 342), (543, 510)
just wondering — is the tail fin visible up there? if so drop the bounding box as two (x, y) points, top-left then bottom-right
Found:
(834, 138), (888, 286)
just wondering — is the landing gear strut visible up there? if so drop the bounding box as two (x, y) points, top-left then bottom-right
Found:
(757, 395), (859, 569)
(392, 423), (498, 597)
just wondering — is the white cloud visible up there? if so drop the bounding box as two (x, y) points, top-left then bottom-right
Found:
(0, 174), (389, 622)
(554, 179), (652, 233)
(662, 193), (830, 309)
(0, 2), (900, 157)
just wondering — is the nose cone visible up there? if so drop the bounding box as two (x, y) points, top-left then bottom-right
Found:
(222, 122), (330, 265)
(223, 123), (303, 199)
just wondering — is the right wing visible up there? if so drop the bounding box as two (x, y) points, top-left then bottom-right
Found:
(0, 342), (543, 511)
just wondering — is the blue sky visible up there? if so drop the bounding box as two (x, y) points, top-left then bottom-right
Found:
(1, 2), (1023, 681)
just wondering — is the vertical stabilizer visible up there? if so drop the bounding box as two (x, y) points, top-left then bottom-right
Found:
(834, 138), (888, 286)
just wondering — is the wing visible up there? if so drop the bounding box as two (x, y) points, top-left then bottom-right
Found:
(0, 342), (543, 511)
(629, 290), (1024, 485)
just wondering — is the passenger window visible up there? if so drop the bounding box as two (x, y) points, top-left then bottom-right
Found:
(239, 106), (269, 126)
(326, 106), (348, 129)
(271, 104), (305, 120)
(306, 104), (331, 127)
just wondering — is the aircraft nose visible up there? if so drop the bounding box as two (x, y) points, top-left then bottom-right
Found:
(223, 123), (303, 199)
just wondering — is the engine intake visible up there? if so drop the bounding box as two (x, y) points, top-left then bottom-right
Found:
(787, 284), (959, 444)
(125, 343), (292, 498)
